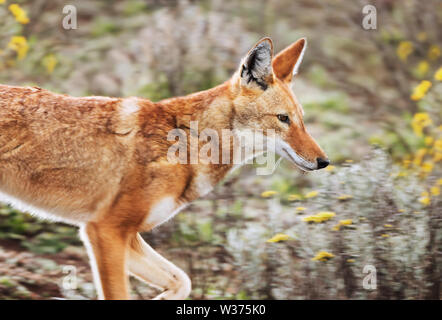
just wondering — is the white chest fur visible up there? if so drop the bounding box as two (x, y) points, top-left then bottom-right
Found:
(143, 174), (214, 229)
(143, 196), (185, 229)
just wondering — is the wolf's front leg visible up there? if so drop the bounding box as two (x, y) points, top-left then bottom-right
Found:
(80, 221), (132, 300)
(128, 233), (191, 300)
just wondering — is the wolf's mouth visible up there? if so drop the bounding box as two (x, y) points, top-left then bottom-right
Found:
(282, 148), (314, 171)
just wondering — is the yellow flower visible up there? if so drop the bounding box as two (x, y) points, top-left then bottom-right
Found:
(261, 190), (277, 198)
(428, 45), (441, 61)
(421, 162), (434, 173)
(304, 191), (319, 199)
(424, 136), (434, 146)
(381, 234), (390, 238)
(413, 148), (427, 165)
(303, 211), (335, 223)
(345, 159), (353, 163)
(411, 113), (432, 137)
(287, 194), (301, 201)
(410, 81), (432, 101)
(316, 211), (336, 220)
(337, 194), (353, 201)
(42, 54), (58, 74)
(413, 211), (422, 214)
(7, 36), (29, 60)
(419, 196), (431, 206)
(435, 139), (442, 152)
(333, 219), (352, 231)
(433, 152), (442, 163)
(384, 224), (393, 228)
(266, 233), (290, 243)
(312, 251), (334, 262)
(325, 165), (335, 172)
(437, 178), (442, 186)
(8, 3), (30, 24)
(430, 186), (440, 196)
(339, 219), (352, 226)
(397, 41), (413, 61)
(416, 60), (429, 77)
(302, 215), (316, 223)
(347, 259), (355, 263)
(0, 0), (6, 5)
(398, 209), (405, 213)
(435, 67), (442, 81)
(295, 206), (306, 211)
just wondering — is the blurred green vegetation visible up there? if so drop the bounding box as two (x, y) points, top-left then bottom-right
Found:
(0, 205), (81, 254)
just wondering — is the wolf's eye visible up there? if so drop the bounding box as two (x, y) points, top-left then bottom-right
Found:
(277, 114), (290, 125)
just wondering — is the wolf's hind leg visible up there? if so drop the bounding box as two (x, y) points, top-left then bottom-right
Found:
(128, 233), (191, 300)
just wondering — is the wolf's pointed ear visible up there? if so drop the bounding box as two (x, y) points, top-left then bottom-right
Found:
(239, 38), (274, 90)
(272, 38), (307, 82)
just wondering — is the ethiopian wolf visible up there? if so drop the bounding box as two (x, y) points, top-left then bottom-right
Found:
(0, 37), (328, 299)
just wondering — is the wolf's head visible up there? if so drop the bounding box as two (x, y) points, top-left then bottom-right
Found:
(230, 37), (329, 171)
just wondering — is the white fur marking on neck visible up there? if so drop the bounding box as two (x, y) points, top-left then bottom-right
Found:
(121, 97), (140, 117)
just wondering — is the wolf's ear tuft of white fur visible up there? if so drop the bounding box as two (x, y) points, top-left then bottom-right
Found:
(272, 38), (307, 82)
(240, 38), (274, 90)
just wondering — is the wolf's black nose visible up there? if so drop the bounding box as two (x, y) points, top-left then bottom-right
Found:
(316, 157), (330, 169)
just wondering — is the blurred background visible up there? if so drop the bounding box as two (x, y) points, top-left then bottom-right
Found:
(0, 0), (441, 299)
